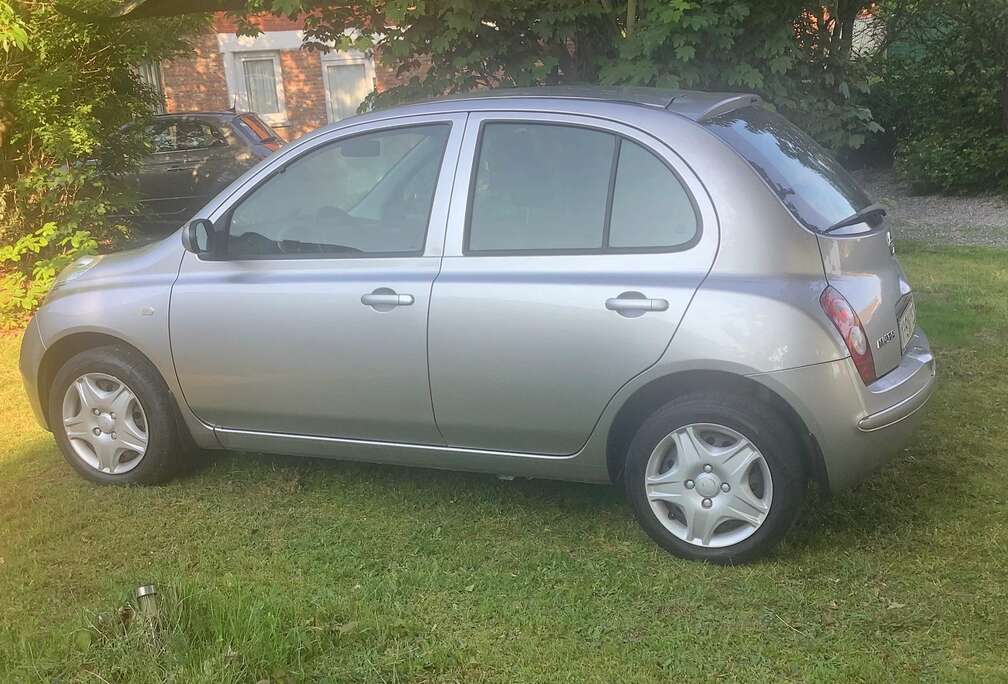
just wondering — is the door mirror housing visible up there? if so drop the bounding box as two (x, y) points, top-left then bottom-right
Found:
(182, 218), (216, 255)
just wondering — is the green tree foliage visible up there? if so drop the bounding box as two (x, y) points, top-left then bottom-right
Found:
(0, 1), (27, 52)
(600, 1), (880, 152)
(0, 1), (205, 324)
(240, 0), (877, 152)
(870, 0), (1008, 193)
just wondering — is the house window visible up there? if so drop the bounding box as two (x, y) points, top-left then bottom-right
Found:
(136, 62), (165, 113)
(236, 52), (287, 126)
(243, 58), (280, 113)
(324, 61), (370, 121)
(321, 53), (374, 123)
(218, 30), (375, 129)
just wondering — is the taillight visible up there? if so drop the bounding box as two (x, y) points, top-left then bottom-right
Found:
(820, 286), (876, 385)
(263, 140), (281, 152)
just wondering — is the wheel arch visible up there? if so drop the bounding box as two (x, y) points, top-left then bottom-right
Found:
(605, 369), (829, 491)
(38, 332), (180, 432)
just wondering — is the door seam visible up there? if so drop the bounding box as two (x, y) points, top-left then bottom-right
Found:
(427, 112), (470, 445)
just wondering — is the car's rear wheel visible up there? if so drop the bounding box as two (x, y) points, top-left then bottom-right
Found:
(624, 392), (806, 564)
(49, 346), (185, 485)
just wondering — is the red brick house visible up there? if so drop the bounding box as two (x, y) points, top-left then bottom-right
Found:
(147, 13), (400, 141)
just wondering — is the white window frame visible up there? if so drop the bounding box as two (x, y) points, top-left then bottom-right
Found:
(135, 61), (166, 113)
(219, 31), (300, 128)
(235, 51), (287, 126)
(320, 51), (375, 123)
(219, 29), (376, 130)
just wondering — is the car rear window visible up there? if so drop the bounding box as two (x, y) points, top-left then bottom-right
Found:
(704, 106), (872, 233)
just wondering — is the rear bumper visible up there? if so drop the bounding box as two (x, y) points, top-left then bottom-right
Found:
(19, 315), (49, 430)
(751, 328), (936, 492)
(858, 328), (936, 430)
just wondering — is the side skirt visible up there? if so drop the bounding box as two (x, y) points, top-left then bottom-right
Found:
(214, 427), (611, 483)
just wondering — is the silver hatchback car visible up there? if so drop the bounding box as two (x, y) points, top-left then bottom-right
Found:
(20, 87), (936, 563)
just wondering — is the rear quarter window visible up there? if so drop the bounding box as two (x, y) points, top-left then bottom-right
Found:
(704, 106), (871, 233)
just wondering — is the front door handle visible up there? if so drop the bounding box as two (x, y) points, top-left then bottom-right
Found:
(361, 287), (414, 311)
(605, 291), (669, 318)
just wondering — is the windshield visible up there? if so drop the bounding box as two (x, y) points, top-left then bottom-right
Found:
(704, 106), (872, 233)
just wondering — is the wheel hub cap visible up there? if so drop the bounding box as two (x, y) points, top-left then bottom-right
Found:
(694, 472), (720, 498)
(61, 373), (149, 475)
(96, 413), (116, 434)
(643, 422), (773, 549)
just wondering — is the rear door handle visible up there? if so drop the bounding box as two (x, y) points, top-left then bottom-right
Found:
(361, 288), (414, 310)
(605, 291), (669, 317)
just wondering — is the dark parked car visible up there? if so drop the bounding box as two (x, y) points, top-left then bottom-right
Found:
(123, 112), (283, 233)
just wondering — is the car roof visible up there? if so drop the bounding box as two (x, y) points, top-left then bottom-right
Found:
(152, 111), (240, 121)
(404, 86), (762, 122)
(307, 86), (763, 139)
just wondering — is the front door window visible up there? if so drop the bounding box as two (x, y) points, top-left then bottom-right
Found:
(226, 124), (451, 258)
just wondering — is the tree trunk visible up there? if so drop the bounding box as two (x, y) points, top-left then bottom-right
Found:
(833, 0), (858, 62)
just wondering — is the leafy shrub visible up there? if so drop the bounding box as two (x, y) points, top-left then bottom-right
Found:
(868, 0), (1008, 193)
(0, 1), (205, 326)
(896, 130), (1008, 195)
(597, 1), (881, 153)
(248, 0), (881, 154)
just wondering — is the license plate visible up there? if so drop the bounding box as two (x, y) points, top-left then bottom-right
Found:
(898, 297), (916, 352)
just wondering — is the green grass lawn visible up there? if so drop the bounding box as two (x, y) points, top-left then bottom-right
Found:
(1, 242), (1006, 683)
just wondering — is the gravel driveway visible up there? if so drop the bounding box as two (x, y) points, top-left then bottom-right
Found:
(854, 168), (1008, 247)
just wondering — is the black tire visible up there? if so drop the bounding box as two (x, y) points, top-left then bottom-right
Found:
(48, 345), (187, 485)
(623, 392), (806, 564)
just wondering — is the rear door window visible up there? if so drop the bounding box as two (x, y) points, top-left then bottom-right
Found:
(466, 122), (698, 253)
(704, 106), (872, 233)
(467, 123), (613, 252)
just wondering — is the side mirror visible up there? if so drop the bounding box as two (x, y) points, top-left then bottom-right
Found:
(182, 218), (215, 255)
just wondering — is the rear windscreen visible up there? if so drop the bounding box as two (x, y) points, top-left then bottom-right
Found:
(704, 106), (872, 233)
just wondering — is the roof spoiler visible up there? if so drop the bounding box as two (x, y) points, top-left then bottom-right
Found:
(695, 94), (762, 122)
(666, 93), (762, 122)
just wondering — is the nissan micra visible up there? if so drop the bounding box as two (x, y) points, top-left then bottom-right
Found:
(19, 87), (936, 563)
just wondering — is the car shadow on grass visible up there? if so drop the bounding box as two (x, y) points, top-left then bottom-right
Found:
(190, 447), (624, 511)
(7, 415), (965, 564)
(182, 430), (964, 563)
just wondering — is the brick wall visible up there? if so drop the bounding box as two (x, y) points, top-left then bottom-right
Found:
(162, 32), (229, 114)
(277, 50), (329, 139)
(373, 50), (401, 94)
(212, 13), (303, 33)
(160, 13), (402, 142)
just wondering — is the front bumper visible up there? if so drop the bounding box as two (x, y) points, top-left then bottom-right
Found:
(753, 328), (936, 492)
(19, 315), (49, 430)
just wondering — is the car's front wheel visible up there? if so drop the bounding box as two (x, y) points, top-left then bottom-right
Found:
(623, 392), (806, 564)
(49, 346), (186, 485)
